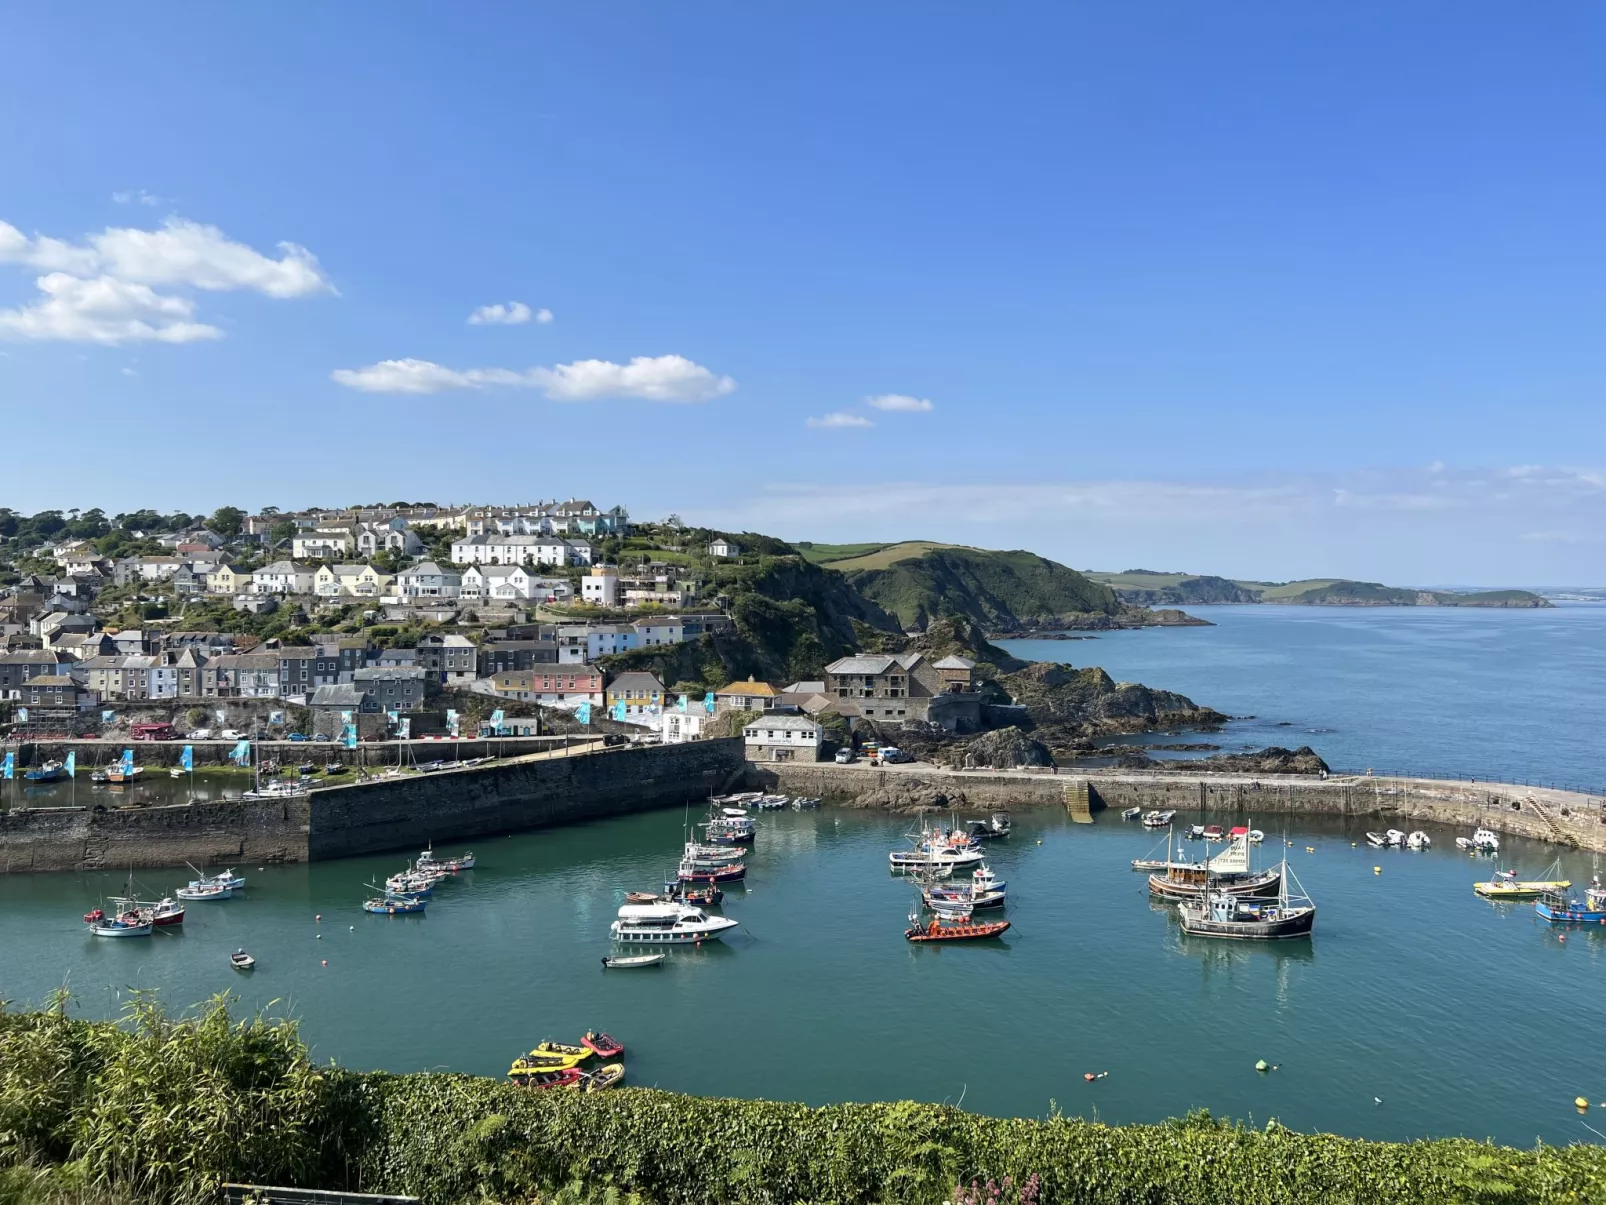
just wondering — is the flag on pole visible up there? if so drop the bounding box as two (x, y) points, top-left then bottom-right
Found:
(612, 699), (627, 722)
(64, 752), (76, 778)
(16, 707), (27, 723)
(180, 745), (194, 771)
(119, 749), (134, 774)
(678, 694), (689, 712)
(101, 710), (116, 724)
(703, 692), (716, 715)
(345, 732), (358, 750)
(3, 751), (14, 779)
(231, 739), (251, 766)
(575, 702), (591, 726)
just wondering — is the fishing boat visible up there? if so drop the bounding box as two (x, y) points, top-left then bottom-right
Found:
(230, 949), (256, 970)
(925, 863), (1008, 909)
(1455, 827), (1500, 853)
(363, 889), (427, 915)
(582, 1031), (625, 1058)
(1121, 807), (1142, 821)
(144, 897), (186, 926)
(510, 1067), (585, 1089)
(1149, 826), (1280, 900)
(1142, 810), (1177, 828)
(926, 898), (975, 920)
(1536, 881), (1606, 924)
(677, 860), (746, 884)
(1407, 831), (1431, 850)
(889, 844), (984, 872)
(680, 841), (745, 866)
(1474, 859), (1571, 900)
(1202, 825), (1225, 841)
(1177, 860), (1316, 940)
(105, 765), (144, 784)
(705, 809), (757, 844)
(585, 1063), (626, 1091)
(791, 796), (822, 810)
(84, 907), (153, 937)
(905, 915), (1011, 942)
(609, 903), (741, 944)
(241, 780), (310, 800)
(752, 794), (790, 810)
(176, 878), (235, 901)
(417, 845), (476, 872)
(24, 760), (66, 782)
(601, 953), (666, 969)
(1185, 825), (1207, 840)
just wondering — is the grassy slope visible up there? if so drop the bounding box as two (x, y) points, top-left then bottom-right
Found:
(1088, 571), (1547, 607)
(841, 547), (1120, 629)
(793, 541), (894, 565)
(819, 540), (965, 571)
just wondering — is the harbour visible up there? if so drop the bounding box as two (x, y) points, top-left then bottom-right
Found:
(4, 801), (1604, 1148)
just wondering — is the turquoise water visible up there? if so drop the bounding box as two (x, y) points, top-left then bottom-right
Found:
(999, 603), (1606, 792)
(3, 806), (1604, 1147)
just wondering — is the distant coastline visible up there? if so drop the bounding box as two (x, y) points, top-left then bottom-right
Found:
(1083, 570), (1552, 609)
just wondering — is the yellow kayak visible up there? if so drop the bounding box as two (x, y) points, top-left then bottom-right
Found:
(1474, 879), (1570, 900)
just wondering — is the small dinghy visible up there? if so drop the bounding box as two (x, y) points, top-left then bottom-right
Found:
(582, 1030), (625, 1058)
(1121, 807), (1142, 821)
(1142, 810), (1177, 828)
(585, 1063), (626, 1091)
(1407, 831), (1431, 850)
(1365, 832), (1388, 848)
(230, 949), (256, 971)
(601, 953), (666, 969)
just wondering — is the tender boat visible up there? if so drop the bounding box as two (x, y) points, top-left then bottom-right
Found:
(510, 1067), (585, 1089)
(582, 1031), (625, 1058)
(1474, 859), (1571, 900)
(1121, 807), (1142, 822)
(1141, 810), (1177, 828)
(1365, 832), (1388, 848)
(611, 903), (740, 944)
(1536, 882), (1606, 925)
(418, 845), (476, 872)
(1185, 825), (1207, 840)
(1407, 831), (1431, 850)
(601, 953), (666, 969)
(791, 796), (822, 810)
(1456, 827), (1500, 853)
(25, 761), (67, 782)
(1150, 826), (1280, 899)
(1177, 861), (1316, 940)
(84, 908), (153, 938)
(905, 916), (1011, 942)
(585, 1063), (626, 1091)
(230, 949), (256, 970)
(110, 893), (185, 927)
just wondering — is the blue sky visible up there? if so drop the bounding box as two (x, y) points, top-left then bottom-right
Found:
(2, 4), (1603, 583)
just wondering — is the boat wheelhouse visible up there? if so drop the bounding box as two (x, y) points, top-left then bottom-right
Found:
(1177, 860), (1316, 940)
(1149, 827), (1279, 899)
(609, 903), (740, 945)
(1536, 884), (1606, 924)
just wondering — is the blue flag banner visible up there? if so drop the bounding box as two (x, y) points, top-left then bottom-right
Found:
(180, 745), (194, 771)
(490, 709), (505, 725)
(345, 732), (358, 750)
(119, 749), (134, 773)
(341, 710), (353, 723)
(678, 694), (689, 712)
(612, 700), (627, 722)
(16, 707), (27, 723)
(704, 692), (716, 715)
(101, 710), (116, 724)
(1, 751), (12, 779)
(575, 702), (591, 726)
(231, 739), (251, 766)
(64, 753), (76, 778)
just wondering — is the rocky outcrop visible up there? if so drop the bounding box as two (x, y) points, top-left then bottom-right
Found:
(1154, 745), (1331, 776)
(1002, 663), (1226, 733)
(954, 726), (1053, 769)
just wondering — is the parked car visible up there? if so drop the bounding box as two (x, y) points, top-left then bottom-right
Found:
(219, 728), (243, 740)
(834, 748), (856, 764)
(187, 728), (213, 740)
(286, 732), (308, 742)
(880, 747), (911, 764)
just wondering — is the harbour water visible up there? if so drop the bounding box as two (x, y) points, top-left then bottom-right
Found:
(999, 602), (1606, 792)
(3, 805), (1603, 1147)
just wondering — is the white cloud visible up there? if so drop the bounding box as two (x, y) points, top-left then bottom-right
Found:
(865, 393), (933, 413)
(0, 273), (222, 344)
(806, 412), (874, 430)
(468, 301), (533, 326)
(0, 214), (332, 344)
(534, 307), (554, 324)
(330, 353), (735, 403)
(121, 366), (138, 376)
(112, 190), (165, 207)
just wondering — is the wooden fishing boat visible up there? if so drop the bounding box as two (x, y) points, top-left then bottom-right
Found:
(582, 1030), (625, 1058)
(363, 890), (426, 914)
(1177, 861), (1316, 940)
(1149, 827), (1279, 899)
(585, 1063), (626, 1091)
(905, 916), (1011, 942)
(418, 845), (476, 872)
(230, 949), (256, 970)
(601, 953), (665, 969)
(85, 909), (153, 938)
(677, 861), (746, 883)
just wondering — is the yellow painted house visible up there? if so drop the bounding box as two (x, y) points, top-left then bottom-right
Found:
(206, 564), (245, 594)
(314, 563), (393, 597)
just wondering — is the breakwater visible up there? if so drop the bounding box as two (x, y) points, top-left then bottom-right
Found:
(752, 762), (1606, 853)
(0, 738), (743, 872)
(1, 734), (593, 768)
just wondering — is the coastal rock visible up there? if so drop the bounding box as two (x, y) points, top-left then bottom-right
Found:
(1002, 663), (1228, 734)
(1155, 745), (1331, 776)
(954, 726), (1054, 770)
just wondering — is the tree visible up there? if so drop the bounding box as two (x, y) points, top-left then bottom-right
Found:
(210, 506), (246, 538)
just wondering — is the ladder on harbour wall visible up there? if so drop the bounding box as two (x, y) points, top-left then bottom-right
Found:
(1522, 793), (1572, 844)
(1064, 780), (1093, 823)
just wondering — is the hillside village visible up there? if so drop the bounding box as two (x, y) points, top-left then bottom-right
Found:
(0, 500), (1229, 768)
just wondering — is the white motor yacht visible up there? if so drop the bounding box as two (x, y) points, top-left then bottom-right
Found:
(609, 903), (741, 945)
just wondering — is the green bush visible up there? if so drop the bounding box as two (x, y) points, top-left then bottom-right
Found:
(1, 997), (1602, 1205)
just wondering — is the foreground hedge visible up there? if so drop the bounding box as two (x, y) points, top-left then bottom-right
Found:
(2, 997), (1602, 1204)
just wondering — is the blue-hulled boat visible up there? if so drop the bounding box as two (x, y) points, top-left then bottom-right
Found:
(1536, 884), (1606, 925)
(364, 888), (427, 915)
(24, 760), (66, 782)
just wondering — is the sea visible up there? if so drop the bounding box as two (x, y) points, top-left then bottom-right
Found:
(2, 604), (1604, 1147)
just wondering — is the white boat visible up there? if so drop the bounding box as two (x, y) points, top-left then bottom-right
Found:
(417, 846), (476, 872)
(1456, 827), (1500, 853)
(682, 841), (744, 864)
(889, 844), (985, 872)
(601, 953), (665, 968)
(752, 794), (790, 810)
(1365, 831), (1405, 848)
(791, 796), (822, 810)
(230, 949), (256, 970)
(609, 903), (741, 945)
(1407, 831), (1431, 850)
(1121, 807), (1142, 821)
(241, 780), (311, 800)
(87, 912), (152, 937)
(1248, 830), (1265, 844)
(1142, 810), (1177, 828)
(176, 880), (235, 901)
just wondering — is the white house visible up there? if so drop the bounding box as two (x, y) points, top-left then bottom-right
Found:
(461, 565), (537, 601)
(450, 534), (593, 567)
(251, 560), (318, 595)
(587, 624), (639, 660)
(396, 562), (463, 599)
(354, 520), (425, 558)
(292, 531), (354, 559)
(581, 566), (619, 607)
(743, 715), (823, 762)
(708, 539), (738, 558)
(660, 710), (708, 744)
(632, 617), (684, 647)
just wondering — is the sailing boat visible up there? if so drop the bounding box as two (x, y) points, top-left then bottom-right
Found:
(1148, 825), (1280, 899)
(1177, 857), (1316, 939)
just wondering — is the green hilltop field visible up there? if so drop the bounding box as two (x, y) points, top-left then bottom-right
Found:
(1082, 569), (1550, 608)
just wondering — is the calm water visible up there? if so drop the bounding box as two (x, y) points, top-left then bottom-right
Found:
(3, 806), (1605, 1147)
(1000, 603), (1606, 792)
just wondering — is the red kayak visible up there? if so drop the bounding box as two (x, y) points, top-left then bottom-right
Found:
(582, 1030), (624, 1058)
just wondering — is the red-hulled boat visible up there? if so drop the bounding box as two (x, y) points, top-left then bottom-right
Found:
(904, 916), (1012, 943)
(678, 862), (746, 884)
(582, 1030), (624, 1058)
(510, 1067), (584, 1090)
